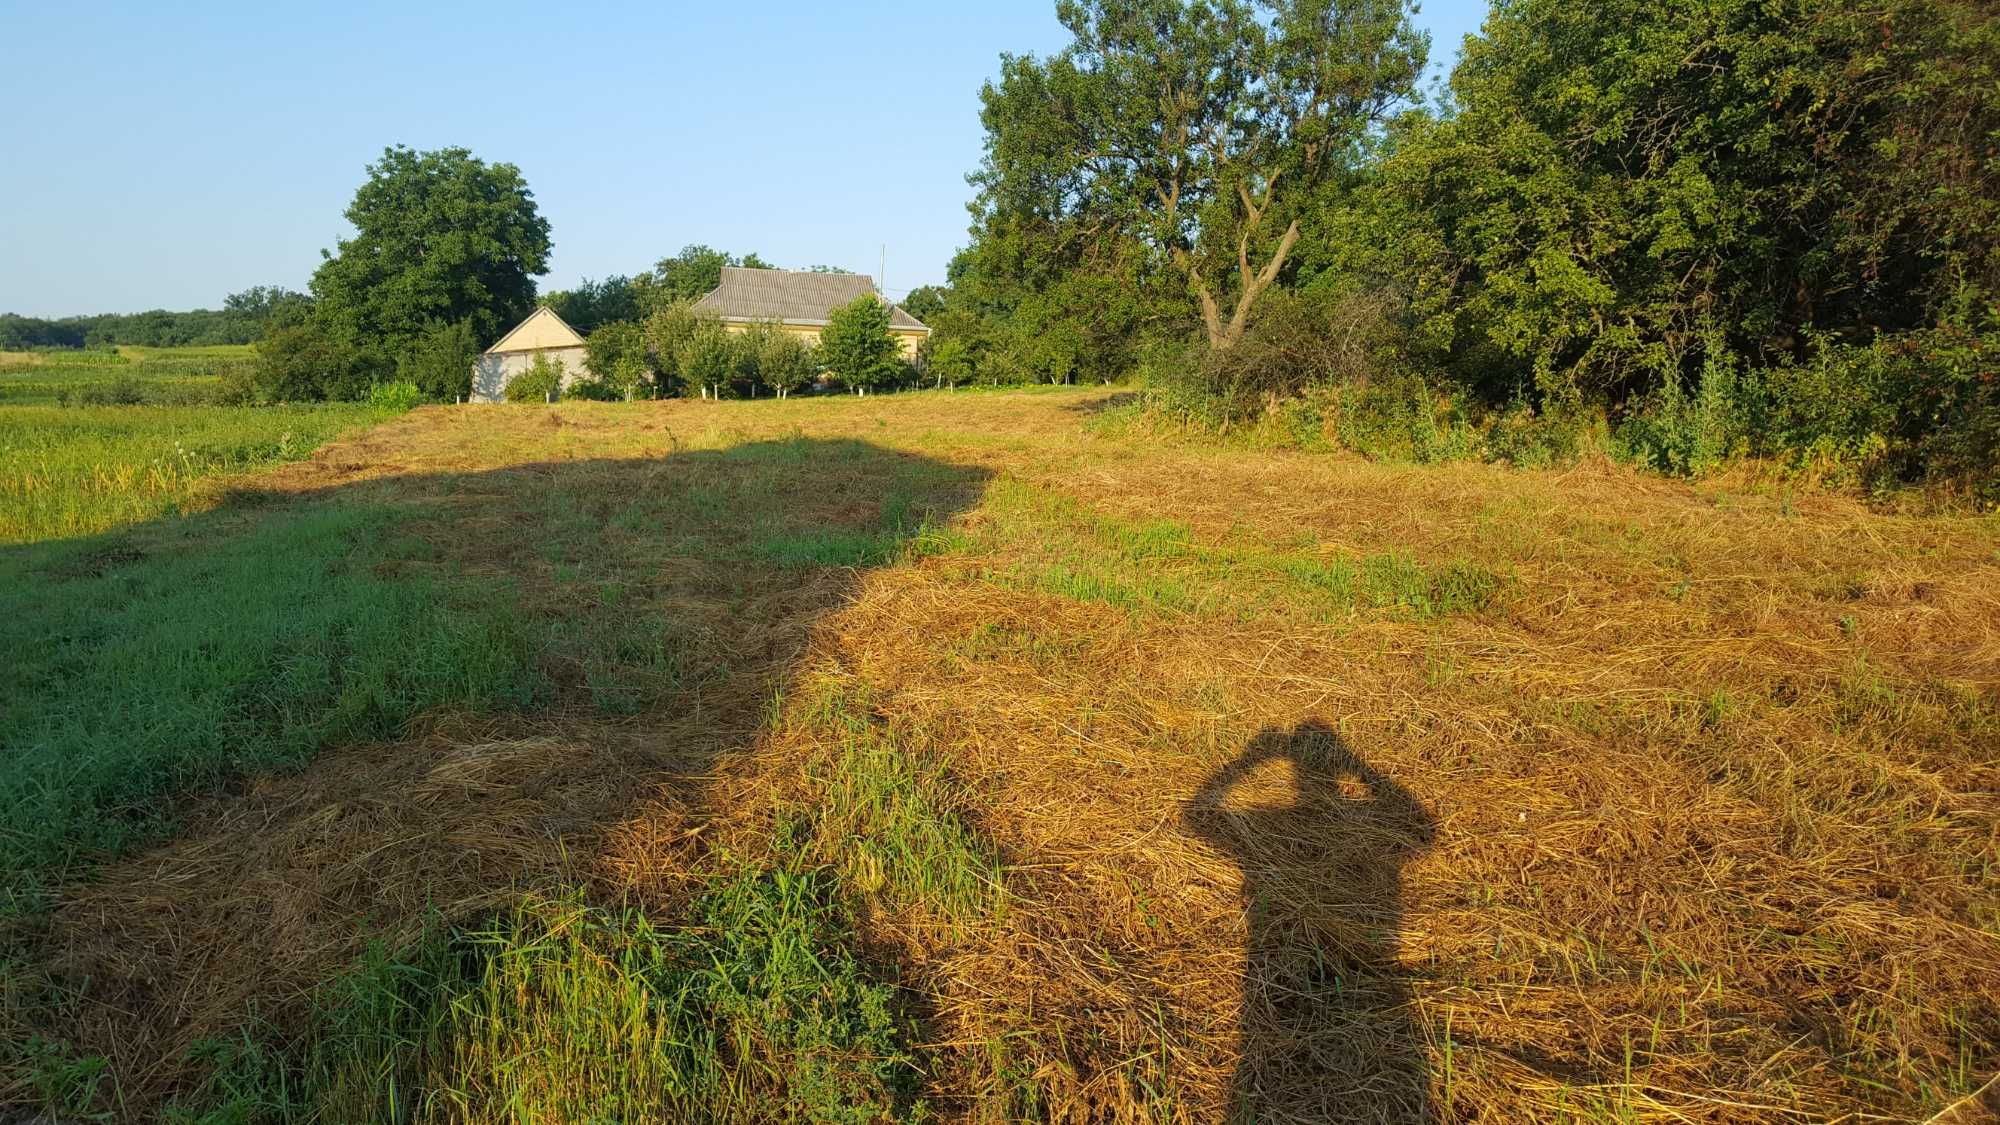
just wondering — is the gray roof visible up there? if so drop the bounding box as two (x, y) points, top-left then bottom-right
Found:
(692, 267), (930, 331)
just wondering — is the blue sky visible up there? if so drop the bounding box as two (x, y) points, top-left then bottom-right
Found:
(0, 1), (1489, 317)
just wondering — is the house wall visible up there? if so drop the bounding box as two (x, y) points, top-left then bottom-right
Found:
(719, 321), (929, 361)
(469, 347), (590, 403)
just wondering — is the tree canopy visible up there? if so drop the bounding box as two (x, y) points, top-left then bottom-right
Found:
(971, 0), (1428, 350)
(819, 296), (906, 389)
(310, 145), (551, 354)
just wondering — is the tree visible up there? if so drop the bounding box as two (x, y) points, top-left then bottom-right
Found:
(972, 0), (1427, 350)
(504, 351), (566, 403)
(585, 319), (652, 393)
(754, 323), (817, 398)
(223, 286), (312, 334)
(675, 319), (737, 398)
(542, 276), (641, 334)
(1362, 0), (2000, 409)
(636, 245), (773, 312)
(819, 296), (905, 391)
(927, 335), (976, 388)
(396, 319), (479, 401)
(643, 301), (713, 396)
(900, 285), (951, 322)
(309, 145), (551, 355)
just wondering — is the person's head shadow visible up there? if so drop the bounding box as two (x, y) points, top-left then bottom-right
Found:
(1184, 719), (1438, 1122)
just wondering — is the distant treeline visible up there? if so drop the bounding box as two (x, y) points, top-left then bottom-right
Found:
(0, 287), (308, 350)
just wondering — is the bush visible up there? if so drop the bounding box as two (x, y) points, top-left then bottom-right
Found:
(503, 352), (565, 403)
(254, 321), (389, 402)
(366, 381), (422, 412)
(1482, 400), (1601, 469)
(1616, 345), (1756, 478)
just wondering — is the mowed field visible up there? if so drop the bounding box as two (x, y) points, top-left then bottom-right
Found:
(3, 389), (1996, 1122)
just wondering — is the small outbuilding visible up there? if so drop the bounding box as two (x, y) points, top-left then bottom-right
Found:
(693, 267), (930, 359)
(470, 307), (589, 402)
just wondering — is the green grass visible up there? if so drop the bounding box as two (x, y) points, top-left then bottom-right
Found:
(0, 345), (255, 406)
(0, 501), (546, 912)
(0, 403), (386, 543)
(789, 682), (1006, 928)
(971, 478), (1503, 621)
(171, 879), (916, 1124)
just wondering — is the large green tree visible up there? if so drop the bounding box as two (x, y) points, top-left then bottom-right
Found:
(972, 0), (1427, 350)
(1360, 0), (2000, 405)
(310, 145), (552, 354)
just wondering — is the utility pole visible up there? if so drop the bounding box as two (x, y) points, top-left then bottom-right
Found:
(879, 244), (886, 294)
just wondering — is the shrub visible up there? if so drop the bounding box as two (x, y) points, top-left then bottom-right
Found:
(1322, 372), (1477, 464)
(503, 352), (565, 403)
(366, 381), (422, 412)
(1482, 400), (1601, 469)
(254, 321), (389, 402)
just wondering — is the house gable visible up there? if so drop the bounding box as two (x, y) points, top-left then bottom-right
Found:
(485, 306), (587, 354)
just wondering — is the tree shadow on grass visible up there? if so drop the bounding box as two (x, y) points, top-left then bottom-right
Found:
(1184, 720), (1438, 1123)
(0, 437), (989, 1118)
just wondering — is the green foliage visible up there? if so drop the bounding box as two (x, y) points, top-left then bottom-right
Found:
(642, 301), (713, 396)
(674, 318), (737, 397)
(394, 319), (478, 402)
(365, 381), (422, 413)
(899, 285), (949, 323)
(581, 320), (654, 399)
(634, 245), (771, 314)
(541, 276), (642, 334)
(252, 321), (389, 403)
(0, 288), (307, 351)
(1357, 0), (1999, 480)
(309, 146), (551, 356)
(818, 296), (905, 390)
(753, 324), (818, 397)
(925, 335), (975, 388)
(970, 0), (1427, 349)
(502, 352), (566, 403)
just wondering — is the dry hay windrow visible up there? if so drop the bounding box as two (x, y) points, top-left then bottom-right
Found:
(18, 391), (2000, 1122)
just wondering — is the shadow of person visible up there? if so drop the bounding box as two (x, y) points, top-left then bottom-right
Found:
(1184, 720), (1438, 1123)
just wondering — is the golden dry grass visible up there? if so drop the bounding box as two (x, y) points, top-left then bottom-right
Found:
(21, 390), (2000, 1122)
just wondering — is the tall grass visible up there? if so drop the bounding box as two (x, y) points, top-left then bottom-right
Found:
(0, 404), (386, 543)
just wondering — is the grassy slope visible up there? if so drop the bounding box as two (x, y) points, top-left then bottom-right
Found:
(4, 392), (1996, 1123)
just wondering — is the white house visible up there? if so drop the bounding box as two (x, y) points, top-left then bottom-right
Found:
(470, 307), (589, 402)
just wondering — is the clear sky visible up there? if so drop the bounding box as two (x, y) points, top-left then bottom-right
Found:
(0, 1), (1490, 318)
